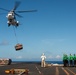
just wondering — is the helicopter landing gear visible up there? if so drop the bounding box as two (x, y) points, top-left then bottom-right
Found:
(16, 21), (19, 27)
(16, 23), (19, 26)
(8, 24), (11, 27)
(7, 21), (11, 27)
(15, 23), (19, 28)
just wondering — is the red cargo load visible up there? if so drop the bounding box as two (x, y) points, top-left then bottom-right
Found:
(15, 44), (23, 51)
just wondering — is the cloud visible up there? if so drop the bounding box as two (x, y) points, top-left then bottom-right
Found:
(16, 56), (23, 59)
(47, 55), (53, 59)
(57, 39), (65, 42)
(55, 55), (61, 59)
(41, 38), (65, 46)
(42, 39), (54, 46)
(46, 55), (62, 60)
(0, 40), (9, 46)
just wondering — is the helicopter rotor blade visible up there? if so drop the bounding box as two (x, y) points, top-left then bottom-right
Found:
(0, 13), (7, 15)
(0, 8), (10, 12)
(15, 12), (23, 18)
(13, 1), (21, 11)
(17, 10), (37, 13)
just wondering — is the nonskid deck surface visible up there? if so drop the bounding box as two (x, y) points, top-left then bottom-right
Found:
(0, 63), (76, 75)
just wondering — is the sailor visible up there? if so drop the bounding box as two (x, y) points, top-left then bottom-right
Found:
(63, 54), (68, 67)
(73, 54), (76, 67)
(69, 54), (73, 67)
(41, 53), (46, 67)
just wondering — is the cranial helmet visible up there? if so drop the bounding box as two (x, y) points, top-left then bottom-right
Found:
(42, 53), (44, 55)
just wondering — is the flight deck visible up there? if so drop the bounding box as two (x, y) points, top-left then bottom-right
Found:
(0, 62), (76, 75)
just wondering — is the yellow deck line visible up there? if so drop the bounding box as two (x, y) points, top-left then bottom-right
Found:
(56, 67), (59, 75)
(66, 68), (76, 75)
(62, 67), (70, 75)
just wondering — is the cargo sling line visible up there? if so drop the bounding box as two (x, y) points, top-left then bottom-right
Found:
(13, 26), (18, 44)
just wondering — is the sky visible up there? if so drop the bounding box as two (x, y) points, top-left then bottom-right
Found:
(0, 0), (76, 61)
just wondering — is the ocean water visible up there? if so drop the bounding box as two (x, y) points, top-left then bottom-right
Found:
(46, 61), (63, 64)
(13, 61), (63, 64)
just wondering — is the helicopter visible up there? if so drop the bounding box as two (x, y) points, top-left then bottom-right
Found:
(0, 1), (37, 27)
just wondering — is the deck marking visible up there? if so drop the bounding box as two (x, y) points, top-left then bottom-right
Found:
(66, 68), (76, 75)
(56, 67), (59, 75)
(35, 66), (43, 75)
(62, 67), (70, 75)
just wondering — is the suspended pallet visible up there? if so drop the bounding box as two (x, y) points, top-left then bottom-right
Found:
(15, 44), (23, 51)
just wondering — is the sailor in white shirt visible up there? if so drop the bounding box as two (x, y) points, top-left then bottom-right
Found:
(41, 53), (46, 67)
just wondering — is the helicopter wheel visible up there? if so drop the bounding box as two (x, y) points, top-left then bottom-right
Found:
(16, 23), (19, 27)
(8, 24), (10, 27)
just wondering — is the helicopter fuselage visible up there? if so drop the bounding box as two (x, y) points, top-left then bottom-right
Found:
(6, 11), (19, 27)
(0, 1), (37, 28)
